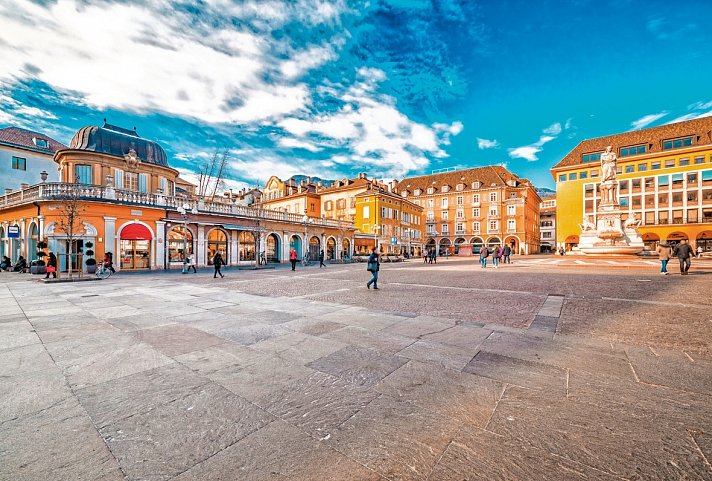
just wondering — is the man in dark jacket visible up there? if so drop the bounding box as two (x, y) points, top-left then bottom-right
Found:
(213, 252), (225, 278)
(366, 247), (380, 289)
(672, 239), (694, 275)
(479, 245), (489, 268)
(502, 244), (512, 264)
(319, 250), (326, 268)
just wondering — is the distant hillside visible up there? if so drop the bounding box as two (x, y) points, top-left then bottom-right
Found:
(537, 187), (556, 198)
(289, 174), (335, 186)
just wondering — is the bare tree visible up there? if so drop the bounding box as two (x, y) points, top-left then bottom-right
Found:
(56, 179), (86, 277)
(196, 149), (229, 201)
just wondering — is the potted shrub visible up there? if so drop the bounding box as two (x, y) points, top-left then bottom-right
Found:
(85, 242), (97, 274)
(31, 241), (48, 275)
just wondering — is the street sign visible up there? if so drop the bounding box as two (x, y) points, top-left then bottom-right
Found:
(7, 225), (20, 238)
(391, 237), (398, 245)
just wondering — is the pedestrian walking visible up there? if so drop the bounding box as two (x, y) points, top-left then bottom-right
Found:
(502, 244), (512, 264)
(366, 246), (380, 289)
(492, 245), (503, 269)
(432, 249), (437, 264)
(655, 242), (671, 275)
(45, 252), (57, 279)
(479, 245), (489, 268)
(423, 249), (428, 263)
(212, 252), (225, 278)
(672, 239), (694, 275)
(319, 250), (326, 268)
(289, 248), (298, 271)
(697, 245), (704, 258)
(559, 247), (565, 256)
(186, 253), (197, 273)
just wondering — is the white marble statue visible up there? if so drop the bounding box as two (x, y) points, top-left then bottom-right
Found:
(623, 214), (641, 229)
(601, 145), (617, 182)
(579, 216), (596, 232)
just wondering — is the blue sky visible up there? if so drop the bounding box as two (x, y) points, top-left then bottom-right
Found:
(1, 0), (711, 190)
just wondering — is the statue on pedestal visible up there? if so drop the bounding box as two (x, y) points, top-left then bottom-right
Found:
(601, 146), (617, 182)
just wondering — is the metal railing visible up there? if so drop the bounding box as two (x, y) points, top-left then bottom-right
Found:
(1, 182), (353, 229)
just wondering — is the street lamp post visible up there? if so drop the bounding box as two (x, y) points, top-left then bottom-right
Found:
(177, 203), (197, 274)
(302, 212), (309, 265)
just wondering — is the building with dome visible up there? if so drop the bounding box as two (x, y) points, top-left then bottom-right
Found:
(0, 120), (354, 274)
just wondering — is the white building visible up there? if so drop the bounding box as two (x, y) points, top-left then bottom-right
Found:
(540, 198), (556, 252)
(0, 127), (66, 190)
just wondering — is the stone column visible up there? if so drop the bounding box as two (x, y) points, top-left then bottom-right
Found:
(229, 230), (239, 265)
(196, 224), (206, 267)
(104, 216), (116, 270)
(20, 219), (26, 259)
(155, 221), (166, 269)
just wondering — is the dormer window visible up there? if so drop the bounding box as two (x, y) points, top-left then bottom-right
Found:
(33, 137), (49, 149)
(427, 187), (434, 194)
(620, 144), (647, 157)
(472, 181), (481, 189)
(582, 152), (602, 163)
(414, 189), (421, 196)
(401, 191), (407, 198)
(456, 183), (464, 191)
(442, 185), (449, 193)
(663, 136), (693, 150)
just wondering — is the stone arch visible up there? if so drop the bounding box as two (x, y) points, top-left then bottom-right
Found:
(266, 232), (281, 263)
(641, 232), (660, 251)
(439, 237), (451, 256)
(290, 234), (303, 259)
(486, 236), (502, 247)
(341, 237), (351, 259)
(454, 237), (466, 254)
(326, 236), (337, 260)
(504, 235), (520, 254)
(665, 231), (688, 247)
(308, 236), (321, 260)
(564, 235), (579, 251)
(695, 230), (712, 252)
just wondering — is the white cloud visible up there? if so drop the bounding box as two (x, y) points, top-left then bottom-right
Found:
(476, 138), (499, 149)
(508, 146), (541, 161)
(543, 122), (562, 135)
(688, 100), (712, 110)
(278, 137), (322, 152)
(631, 111), (668, 130)
(0, 1), (340, 123)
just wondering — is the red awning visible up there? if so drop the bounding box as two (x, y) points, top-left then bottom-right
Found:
(120, 223), (152, 240)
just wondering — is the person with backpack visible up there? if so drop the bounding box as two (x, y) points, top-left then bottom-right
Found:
(212, 252), (225, 278)
(479, 245), (489, 268)
(366, 246), (380, 290)
(492, 245), (503, 269)
(502, 244), (512, 264)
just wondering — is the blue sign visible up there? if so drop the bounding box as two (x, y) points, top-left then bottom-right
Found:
(391, 236), (398, 245)
(7, 225), (20, 238)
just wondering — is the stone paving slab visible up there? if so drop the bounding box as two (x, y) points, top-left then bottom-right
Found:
(101, 383), (273, 481)
(307, 345), (408, 387)
(625, 345), (712, 396)
(134, 324), (225, 357)
(375, 360), (505, 427)
(252, 331), (348, 364)
(0, 321), (39, 350)
(0, 397), (125, 481)
(328, 394), (461, 481)
(462, 350), (568, 392)
(171, 420), (384, 481)
(486, 386), (711, 480)
(429, 426), (621, 481)
(174, 342), (272, 375)
(396, 339), (477, 371)
(321, 325), (415, 354)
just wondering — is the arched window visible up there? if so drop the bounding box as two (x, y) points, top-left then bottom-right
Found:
(167, 226), (193, 263)
(207, 229), (228, 265)
(238, 231), (255, 261)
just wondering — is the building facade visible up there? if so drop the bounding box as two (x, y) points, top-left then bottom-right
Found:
(0, 127), (66, 190)
(551, 118), (712, 252)
(539, 198), (556, 252)
(0, 122), (354, 272)
(399, 166), (541, 255)
(260, 173), (424, 257)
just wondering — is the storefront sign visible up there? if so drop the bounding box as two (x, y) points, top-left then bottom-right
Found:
(130, 209), (143, 216)
(7, 225), (20, 238)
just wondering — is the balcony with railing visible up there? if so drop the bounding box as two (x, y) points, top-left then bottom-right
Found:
(1, 182), (353, 229)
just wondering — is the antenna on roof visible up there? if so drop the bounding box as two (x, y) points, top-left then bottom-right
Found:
(103, 118), (107, 123)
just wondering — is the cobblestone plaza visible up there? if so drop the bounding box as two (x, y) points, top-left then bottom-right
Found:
(1, 258), (711, 480)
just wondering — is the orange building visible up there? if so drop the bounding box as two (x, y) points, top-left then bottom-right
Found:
(399, 166), (541, 255)
(0, 121), (354, 273)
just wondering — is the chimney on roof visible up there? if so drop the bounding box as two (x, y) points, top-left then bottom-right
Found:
(20, 183), (29, 190)
(387, 182), (392, 193)
(306, 176), (311, 184)
(4, 188), (12, 195)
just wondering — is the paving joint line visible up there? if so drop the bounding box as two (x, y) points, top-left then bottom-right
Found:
(688, 429), (712, 472)
(483, 383), (508, 432)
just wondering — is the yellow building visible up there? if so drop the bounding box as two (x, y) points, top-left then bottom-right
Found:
(260, 173), (424, 257)
(551, 117), (712, 252)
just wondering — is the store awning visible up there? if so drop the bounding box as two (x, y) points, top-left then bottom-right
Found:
(120, 223), (153, 240)
(221, 224), (257, 231)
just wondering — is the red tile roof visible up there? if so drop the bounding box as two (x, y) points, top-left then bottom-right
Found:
(400, 165), (525, 193)
(552, 117), (712, 170)
(0, 126), (67, 154)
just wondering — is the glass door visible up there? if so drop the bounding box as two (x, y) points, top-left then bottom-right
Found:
(134, 240), (151, 268)
(120, 240), (135, 269)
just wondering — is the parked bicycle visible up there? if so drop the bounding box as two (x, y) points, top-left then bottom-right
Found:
(95, 263), (113, 279)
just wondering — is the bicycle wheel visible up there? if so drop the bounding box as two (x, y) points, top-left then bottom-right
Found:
(96, 267), (111, 280)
